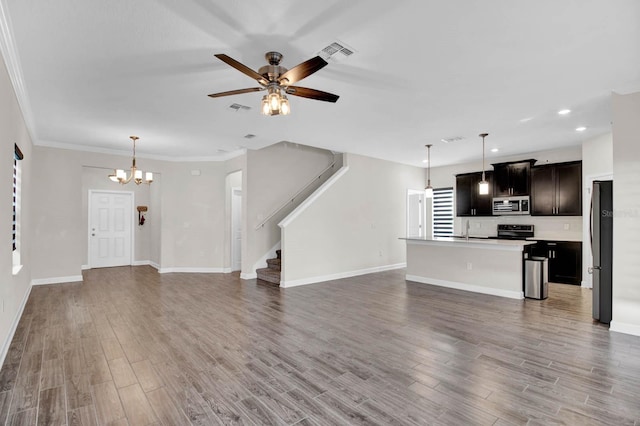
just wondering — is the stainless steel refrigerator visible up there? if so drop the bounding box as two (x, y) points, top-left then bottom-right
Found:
(591, 180), (613, 324)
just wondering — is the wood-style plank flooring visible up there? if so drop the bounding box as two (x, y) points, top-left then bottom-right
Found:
(1, 266), (640, 425)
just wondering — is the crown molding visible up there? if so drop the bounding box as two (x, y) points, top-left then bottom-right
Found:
(34, 138), (247, 162)
(0, 0), (38, 141)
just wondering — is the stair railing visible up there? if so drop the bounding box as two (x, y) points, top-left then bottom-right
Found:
(255, 161), (336, 230)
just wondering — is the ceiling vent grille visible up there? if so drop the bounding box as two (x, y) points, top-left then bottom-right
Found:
(319, 41), (355, 61)
(440, 136), (465, 144)
(229, 103), (251, 112)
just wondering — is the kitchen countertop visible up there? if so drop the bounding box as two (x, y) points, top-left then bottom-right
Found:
(402, 237), (536, 251)
(526, 236), (583, 242)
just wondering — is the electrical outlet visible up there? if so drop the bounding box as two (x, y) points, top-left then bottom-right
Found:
(466, 262), (473, 270)
(476, 223), (481, 228)
(379, 250), (383, 257)
(563, 223), (570, 230)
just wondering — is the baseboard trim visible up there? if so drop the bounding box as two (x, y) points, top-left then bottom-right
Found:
(0, 284), (32, 369)
(609, 321), (640, 337)
(133, 260), (151, 266)
(405, 274), (524, 300)
(222, 268), (232, 273)
(81, 264), (90, 270)
(149, 262), (160, 271)
(581, 280), (592, 289)
(31, 275), (83, 286)
(157, 267), (225, 274)
(280, 263), (406, 288)
(240, 272), (257, 280)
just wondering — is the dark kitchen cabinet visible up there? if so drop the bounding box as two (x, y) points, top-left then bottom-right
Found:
(492, 160), (536, 196)
(531, 161), (582, 216)
(455, 171), (493, 216)
(530, 240), (582, 285)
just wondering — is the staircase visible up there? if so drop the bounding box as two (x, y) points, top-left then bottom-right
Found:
(256, 250), (281, 286)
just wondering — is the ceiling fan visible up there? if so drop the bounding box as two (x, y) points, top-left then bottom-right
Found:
(208, 51), (339, 115)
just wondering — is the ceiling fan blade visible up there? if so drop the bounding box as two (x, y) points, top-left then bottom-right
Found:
(214, 54), (268, 85)
(285, 86), (339, 103)
(207, 87), (264, 98)
(278, 56), (328, 85)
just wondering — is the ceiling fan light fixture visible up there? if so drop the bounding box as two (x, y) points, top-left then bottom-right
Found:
(269, 91), (280, 111)
(210, 52), (338, 116)
(280, 96), (290, 115)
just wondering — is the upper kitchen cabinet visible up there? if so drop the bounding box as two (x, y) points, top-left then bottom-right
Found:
(531, 161), (582, 216)
(456, 171), (493, 216)
(492, 160), (536, 196)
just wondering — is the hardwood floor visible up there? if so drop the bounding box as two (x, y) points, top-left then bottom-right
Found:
(1, 266), (639, 425)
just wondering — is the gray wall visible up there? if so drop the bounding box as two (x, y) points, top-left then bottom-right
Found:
(0, 51), (33, 364)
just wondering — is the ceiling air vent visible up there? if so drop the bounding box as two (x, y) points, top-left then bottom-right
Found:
(318, 41), (355, 62)
(440, 136), (465, 144)
(229, 103), (251, 112)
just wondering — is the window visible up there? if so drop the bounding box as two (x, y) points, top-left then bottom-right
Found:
(13, 144), (23, 273)
(432, 187), (453, 237)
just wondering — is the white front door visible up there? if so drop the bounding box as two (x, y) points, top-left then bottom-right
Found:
(407, 190), (425, 238)
(89, 191), (133, 268)
(231, 188), (242, 271)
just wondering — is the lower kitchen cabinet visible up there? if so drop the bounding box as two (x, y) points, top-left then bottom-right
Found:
(529, 241), (582, 285)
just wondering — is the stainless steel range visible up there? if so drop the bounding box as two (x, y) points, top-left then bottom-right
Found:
(496, 224), (534, 240)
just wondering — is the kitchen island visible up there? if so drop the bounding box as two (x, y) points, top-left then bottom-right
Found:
(403, 237), (536, 299)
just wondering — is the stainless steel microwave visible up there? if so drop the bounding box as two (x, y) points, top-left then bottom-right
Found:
(492, 196), (530, 215)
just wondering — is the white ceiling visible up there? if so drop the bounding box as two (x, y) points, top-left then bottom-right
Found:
(2, 0), (639, 167)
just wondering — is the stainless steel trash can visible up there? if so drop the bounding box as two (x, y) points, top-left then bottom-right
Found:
(525, 257), (548, 299)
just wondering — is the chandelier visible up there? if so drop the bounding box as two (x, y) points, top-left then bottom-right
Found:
(261, 85), (290, 116)
(108, 136), (153, 185)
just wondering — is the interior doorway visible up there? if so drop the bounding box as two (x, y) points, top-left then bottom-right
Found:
(88, 190), (134, 268)
(407, 189), (425, 238)
(231, 187), (242, 271)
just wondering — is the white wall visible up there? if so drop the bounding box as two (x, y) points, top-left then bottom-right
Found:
(611, 91), (640, 336)
(279, 153), (425, 286)
(243, 142), (336, 277)
(429, 145), (583, 240)
(223, 170), (242, 270)
(581, 133), (613, 286)
(30, 146), (232, 278)
(157, 161), (226, 271)
(0, 50), (33, 365)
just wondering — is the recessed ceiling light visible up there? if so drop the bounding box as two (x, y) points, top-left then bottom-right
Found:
(491, 148), (499, 153)
(519, 117), (533, 123)
(558, 109), (571, 115)
(576, 126), (587, 132)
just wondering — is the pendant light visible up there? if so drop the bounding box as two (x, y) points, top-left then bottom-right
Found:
(478, 133), (489, 195)
(108, 136), (153, 185)
(425, 144), (433, 198)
